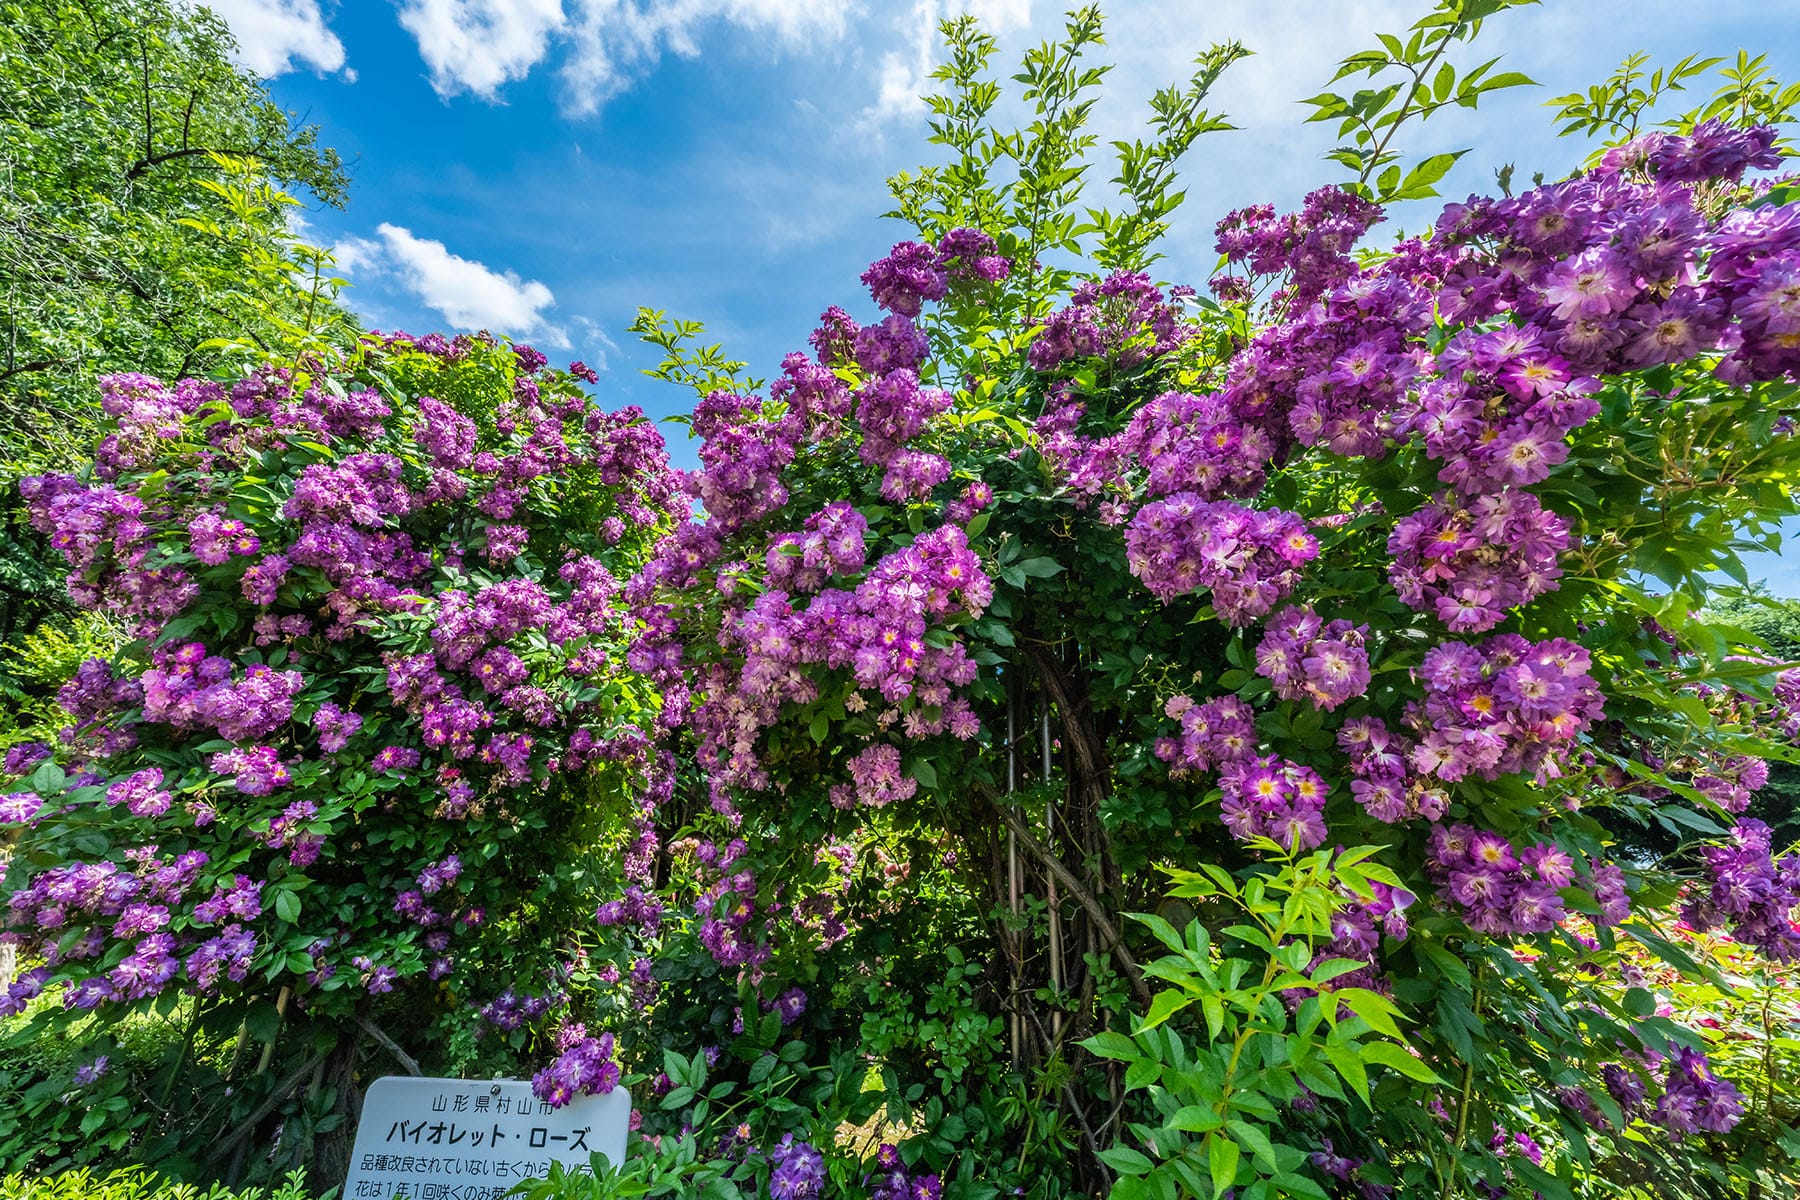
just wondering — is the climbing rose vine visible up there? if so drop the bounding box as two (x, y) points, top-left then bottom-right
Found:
(580, 67), (1800, 1200)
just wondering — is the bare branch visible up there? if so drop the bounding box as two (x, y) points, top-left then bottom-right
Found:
(0, 359), (63, 385)
(355, 1016), (423, 1076)
(127, 145), (261, 180)
(203, 1049), (328, 1165)
(986, 796), (1151, 1005)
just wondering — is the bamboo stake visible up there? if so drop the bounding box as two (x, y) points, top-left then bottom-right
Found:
(1043, 702), (1064, 1042)
(1007, 683), (1022, 1063)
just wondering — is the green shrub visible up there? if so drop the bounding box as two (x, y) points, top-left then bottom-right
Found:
(0, 1168), (319, 1200)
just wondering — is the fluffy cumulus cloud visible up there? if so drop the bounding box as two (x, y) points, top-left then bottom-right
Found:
(389, 0), (854, 111)
(396, 0), (567, 99)
(205, 0), (348, 77)
(336, 224), (568, 348)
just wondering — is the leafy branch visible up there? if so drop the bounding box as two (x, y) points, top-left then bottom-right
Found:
(1089, 41), (1250, 272)
(1301, 0), (1538, 203)
(628, 307), (764, 401)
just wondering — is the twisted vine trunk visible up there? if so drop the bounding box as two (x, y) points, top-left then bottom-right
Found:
(309, 1033), (364, 1192)
(973, 639), (1148, 1193)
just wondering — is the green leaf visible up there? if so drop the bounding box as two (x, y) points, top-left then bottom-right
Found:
(29, 760), (66, 796)
(1227, 1120), (1278, 1171)
(1267, 1174), (1330, 1200)
(1512, 1161), (1576, 1200)
(1324, 1039), (1370, 1103)
(1415, 940), (1471, 988)
(1017, 556), (1065, 578)
(1202, 996), (1225, 1042)
(1360, 1041), (1443, 1084)
(1337, 988), (1406, 1039)
(245, 1000), (285, 1043)
(1170, 1105), (1224, 1133)
(1125, 1056), (1162, 1091)
(1208, 1134), (1240, 1199)
(1432, 61), (1456, 102)
(1139, 989), (1197, 1031)
(1084, 1031), (1139, 1060)
(1098, 1146), (1154, 1177)
(274, 890), (301, 923)
(1475, 70), (1536, 94)
(1309, 958), (1368, 985)
(1389, 151), (1465, 200)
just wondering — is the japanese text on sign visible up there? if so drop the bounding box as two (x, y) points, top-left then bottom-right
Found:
(341, 1076), (630, 1199)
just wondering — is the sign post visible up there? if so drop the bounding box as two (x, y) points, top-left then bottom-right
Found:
(341, 1077), (631, 1199)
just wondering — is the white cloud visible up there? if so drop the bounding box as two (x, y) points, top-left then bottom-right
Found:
(397, 0), (568, 98)
(868, 0), (1033, 122)
(204, 0), (348, 77)
(388, 0), (853, 111)
(327, 232), (386, 275)
(561, 0), (858, 113)
(568, 316), (620, 370)
(334, 224), (568, 347)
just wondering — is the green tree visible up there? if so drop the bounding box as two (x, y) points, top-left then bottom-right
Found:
(0, 0), (352, 707)
(0, 0), (348, 453)
(1700, 584), (1800, 836)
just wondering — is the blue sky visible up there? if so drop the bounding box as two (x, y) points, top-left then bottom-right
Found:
(211, 0), (1800, 585)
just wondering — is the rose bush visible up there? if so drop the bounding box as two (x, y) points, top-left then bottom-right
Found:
(0, 333), (680, 1180)
(547, 8), (1800, 1200)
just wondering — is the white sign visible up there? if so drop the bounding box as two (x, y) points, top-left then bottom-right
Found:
(341, 1076), (631, 1200)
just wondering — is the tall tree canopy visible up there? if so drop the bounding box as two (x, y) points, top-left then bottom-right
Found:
(0, 0), (349, 464)
(0, 0), (351, 646)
